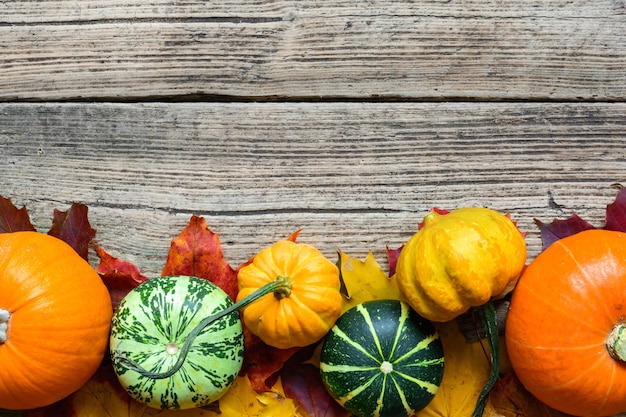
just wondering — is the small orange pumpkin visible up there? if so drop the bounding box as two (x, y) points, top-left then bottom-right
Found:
(506, 229), (626, 416)
(237, 240), (342, 349)
(0, 231), (112, 410)
(396, 207), (526, 322)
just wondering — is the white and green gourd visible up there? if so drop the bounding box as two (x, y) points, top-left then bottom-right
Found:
(109, 274), (291, 410)
(320, 299), (444, 417)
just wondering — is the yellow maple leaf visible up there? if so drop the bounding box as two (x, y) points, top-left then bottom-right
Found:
(416, 320), (498, 417)
(218, 375), (301, 417)
(256, 378), (301, 417)
(67, 372), (220, 417)
(337, 250), (405, 312)
(217, 375), (267, 417)
(66, 371), (300, 417)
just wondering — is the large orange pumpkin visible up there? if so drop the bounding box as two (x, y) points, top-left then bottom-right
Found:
(506, 229), (626, 416)
(237, 240), (342, 349)
(0, 231), (112, 410)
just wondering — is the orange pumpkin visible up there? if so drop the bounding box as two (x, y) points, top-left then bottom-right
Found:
(506, 229), (626, 416)
(0, 231), (112, 410)
(237, 240), (342, 349)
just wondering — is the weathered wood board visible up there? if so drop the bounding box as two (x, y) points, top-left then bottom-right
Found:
(3, 102), (625, 275)
(2, 0), (626, 415)
(1, 0), (625, 100)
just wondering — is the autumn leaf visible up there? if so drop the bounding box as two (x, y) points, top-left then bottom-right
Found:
(161, 215), (238, 300)
(57, 367), (157, 417)
(0, 195), (35, 233)
(534, 213), (595, 250)
(385, 244), (403, 278)
(217, 375), (298, 417)
(94, 243), (148, 283)
(48, 203), (96, 261)
(94, 243), (149, 309)
(0, 197), (96, 261)
(605, 185), (626, 231)
(417, 320), (496, 417)
(217, 375), (266, 416)
(489, 374), (575, 417)
(24, 364), (220, 417)
(280, 362), (350, 417)
(256, 378), (300, 417)
(337, 250), (404, 312)
(535, 185), (626, 250)
(241, 327), (302, 392)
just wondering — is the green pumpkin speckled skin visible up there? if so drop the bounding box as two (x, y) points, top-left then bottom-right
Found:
(320, 300), (444, 417)
(109, 275), (244, 410)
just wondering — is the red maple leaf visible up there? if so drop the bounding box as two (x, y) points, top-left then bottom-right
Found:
(161, 215), (238, 300)
(0, 195), (36, 233)
(385, 244), (403, 278)
(240, 326), (301, 392)
(48, 203), (96, 261)
(94, 243), (149, 309)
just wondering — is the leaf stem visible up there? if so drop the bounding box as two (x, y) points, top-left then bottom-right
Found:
(115, 276), (291, 379)
(472, 301), (500, 417)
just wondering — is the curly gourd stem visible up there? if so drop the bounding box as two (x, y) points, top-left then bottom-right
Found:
(0, 309), (9, 344)
(116, 276), (292, 379)
(472, 301), (500, 417)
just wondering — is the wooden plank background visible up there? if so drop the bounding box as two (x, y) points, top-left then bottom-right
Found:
(2, 0), (626, 100)
(3, 101), (625, 276)
(2, 1), (626, 415)
(2, 1), (626, 273)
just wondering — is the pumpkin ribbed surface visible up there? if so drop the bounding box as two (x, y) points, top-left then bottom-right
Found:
(0, 231), (112, 410)
(506, 229), (626, 417)
(110, 275), (243, 410)
(237, 240), (342, 349)
(320, 299), (444, 417)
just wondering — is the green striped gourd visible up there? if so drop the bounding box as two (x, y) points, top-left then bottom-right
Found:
(110, 275), (243, 409)
(320, 299), (444, 417)
(110, 274), (292, 410)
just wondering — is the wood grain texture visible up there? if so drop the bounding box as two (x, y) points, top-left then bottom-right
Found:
(2, 102), (625, 275)
(1, 0), (625, 100)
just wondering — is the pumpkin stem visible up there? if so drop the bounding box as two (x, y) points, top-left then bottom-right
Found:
(606, 322), (626, 362)
(0, 308), (9, 344)
(115, 276), (292, 379)
(273, 276), (292, 299)
(422, 211), (442, 228)
(472, 301), (500, 417)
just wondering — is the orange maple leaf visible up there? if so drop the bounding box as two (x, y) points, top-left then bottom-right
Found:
(161, 215), (238, 300)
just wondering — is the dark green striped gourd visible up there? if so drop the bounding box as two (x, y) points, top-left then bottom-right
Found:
(320, 299), (444, 417)
(109, 275), (244, 409)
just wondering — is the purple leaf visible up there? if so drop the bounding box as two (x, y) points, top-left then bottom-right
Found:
(48, 203), (96, 261)
(0, 195), (35, 233)
(534, 214), (595, 250)
(605, 186), (626, 232)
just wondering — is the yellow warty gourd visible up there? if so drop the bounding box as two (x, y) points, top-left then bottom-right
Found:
(396, 208), (526, 322)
